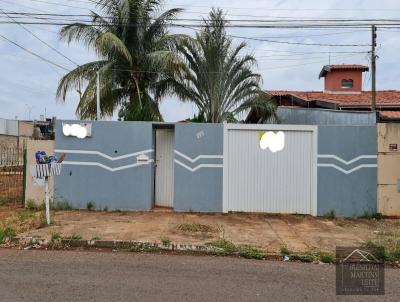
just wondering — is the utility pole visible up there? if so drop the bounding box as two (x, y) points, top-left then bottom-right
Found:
(371, 25), (377, 111)
(96, 70), (100, 120)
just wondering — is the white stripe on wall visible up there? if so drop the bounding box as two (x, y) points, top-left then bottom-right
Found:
(62, 160), (154, 172)
(174, 159), (223, 172)
(55, 149), (153, 161)
(174, 150), (223, 163)
(318, 154), (377, 165)
(317, 163), (377, 174)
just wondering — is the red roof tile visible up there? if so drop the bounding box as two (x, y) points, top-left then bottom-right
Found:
(380, 111), (400, 119)
(319, 64), (369, 78)
(267, 90), (400, 108)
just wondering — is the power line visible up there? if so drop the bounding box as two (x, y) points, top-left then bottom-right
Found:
(0, 33), (70, 71)
(231, 34), (370, 47)
(25, 0), (93, 11)
(0, 0), (51, 13)
(164, 3), (400, 12)
(3, 11), (400, 24)
(0, 19), (398, 29)
(0, 9), (79, 66)
(180, 25), (372, 47)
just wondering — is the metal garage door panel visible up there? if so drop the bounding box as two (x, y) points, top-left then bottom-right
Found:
(227, 129), (313, 214)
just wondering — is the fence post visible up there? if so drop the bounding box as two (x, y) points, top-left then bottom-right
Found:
(22, 146), (27, 206)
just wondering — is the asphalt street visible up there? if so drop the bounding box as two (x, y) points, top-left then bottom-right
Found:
(0, 249), (399, 301)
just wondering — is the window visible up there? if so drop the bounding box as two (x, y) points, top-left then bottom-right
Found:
(341, 79), (354, 88)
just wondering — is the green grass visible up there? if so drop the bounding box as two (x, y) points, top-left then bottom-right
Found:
(280, 246), (291, 256)
(86, 201), (95, 211)
(360, 212), (384, 220)
(207, 239), (238, 256)
(364, 240), (400, 262)
(25, 199), (44, 211)
(324, 210), (336, 219)
(206, 239), (265, 259)
(318, 252), (335, 264)
(280, 247), (335, 263)
(38, 212), (54, 228)
(0, 226), (16, 243)
(48, 232), (63, 249)
(160, 237), (171, 246)
(177, 223), (217, 233)
(63, 233), (82, 240)
(18, 209), (36, 220)
(237, 245), (265, 260)
(53, 201), (72, 211)
(289, 252), (315, 263)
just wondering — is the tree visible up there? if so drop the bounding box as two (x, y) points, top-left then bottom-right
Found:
(157, 8), (278, 123)
(57, 0), (185, 121)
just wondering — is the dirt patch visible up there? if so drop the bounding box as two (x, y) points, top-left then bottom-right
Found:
(0, 205), (45, 238)
(14, 210), (400, 254)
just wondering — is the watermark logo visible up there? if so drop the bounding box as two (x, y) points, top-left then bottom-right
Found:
(336, 246), (385, 295)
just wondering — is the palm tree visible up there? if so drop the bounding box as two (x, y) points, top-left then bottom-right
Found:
(57, 0), (185, 121)
(157, 8), (278, 123)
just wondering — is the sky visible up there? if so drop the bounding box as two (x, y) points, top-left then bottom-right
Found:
(0, 0), (399, 121)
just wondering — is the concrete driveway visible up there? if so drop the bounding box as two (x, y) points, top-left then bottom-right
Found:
(18, 209), (394, 253)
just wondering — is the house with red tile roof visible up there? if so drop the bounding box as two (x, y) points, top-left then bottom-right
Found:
(248, 64), (400, 123)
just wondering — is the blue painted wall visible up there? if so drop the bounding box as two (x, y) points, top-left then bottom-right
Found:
(54, 120), (154, 211)
(317, 125), (377, 217)
(174, 123), (223, 212)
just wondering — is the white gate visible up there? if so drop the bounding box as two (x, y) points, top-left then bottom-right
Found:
(155, 129), (175, 207)
(223, 124), (317, 215)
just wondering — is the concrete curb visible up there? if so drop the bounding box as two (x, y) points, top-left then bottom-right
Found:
(13, 236), (226, 254)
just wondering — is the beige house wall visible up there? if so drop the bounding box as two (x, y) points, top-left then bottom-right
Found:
(25, 140), (55, 206)
(377, 123), (400, 216)
(18, 121), (34, 137)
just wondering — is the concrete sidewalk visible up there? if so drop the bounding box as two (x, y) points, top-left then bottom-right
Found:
(18, 209), (393, 253)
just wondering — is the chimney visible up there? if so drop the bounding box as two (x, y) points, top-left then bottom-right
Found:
(319, 64), (369, 94)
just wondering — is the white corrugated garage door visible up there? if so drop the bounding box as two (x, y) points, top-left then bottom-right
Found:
(223, 125), (317, 215)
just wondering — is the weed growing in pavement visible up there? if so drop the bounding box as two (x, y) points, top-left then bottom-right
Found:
(280, 246), (291, 256)
(289, 252), (315, 263)
(237, 245), (265, 260)
(280, 247), (335, 263)
(177, 223), (217, 233)
(91, 235), (100, 241)
(318, 252), (335, 264)
(129, 242), (161, 253)
(207, 239), (238, 256)
(63, 233), (82, 240)
(48, 232), (63, 250)
(160, 237), (171, 246)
